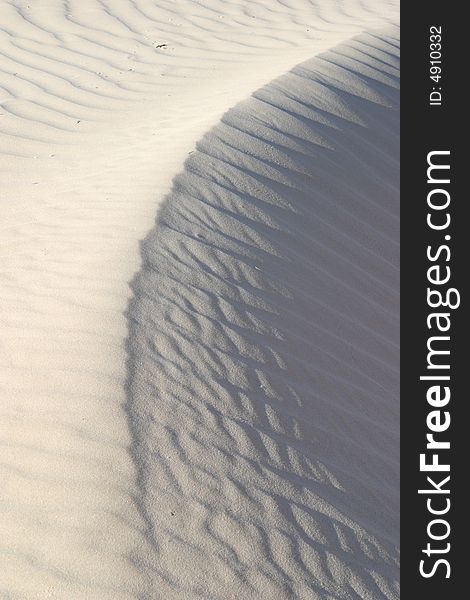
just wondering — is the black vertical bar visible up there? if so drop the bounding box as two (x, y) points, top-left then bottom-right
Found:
(401, 4), (464, 598)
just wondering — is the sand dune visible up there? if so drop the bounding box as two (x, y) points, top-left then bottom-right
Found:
(127, 28), (399, 599)
(1, 2), (398, 598)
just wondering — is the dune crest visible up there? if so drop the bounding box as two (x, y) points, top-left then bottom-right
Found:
(127, 27), (399, 600)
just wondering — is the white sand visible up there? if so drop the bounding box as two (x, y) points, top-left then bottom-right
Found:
(0, 2), (399, 599)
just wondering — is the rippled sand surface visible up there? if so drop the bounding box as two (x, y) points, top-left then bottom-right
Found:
(1, 2), (398, 598)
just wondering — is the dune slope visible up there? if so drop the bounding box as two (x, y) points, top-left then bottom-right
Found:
(127, 27), (399, 600)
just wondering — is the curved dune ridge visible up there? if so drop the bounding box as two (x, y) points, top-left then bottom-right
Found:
(1, 2), (398, 599)
(128, 26), (399, 600)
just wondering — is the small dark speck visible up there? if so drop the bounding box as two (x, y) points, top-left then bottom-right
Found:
(170, 511), (175, 516)
(156, 44), (168, 49)
(76, 120), (81, 124)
